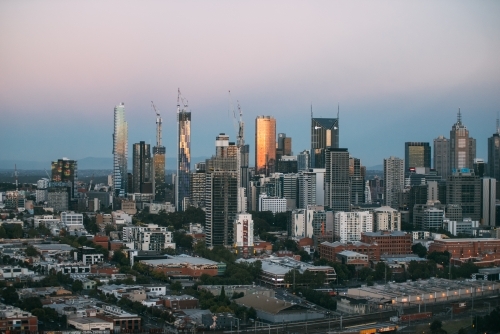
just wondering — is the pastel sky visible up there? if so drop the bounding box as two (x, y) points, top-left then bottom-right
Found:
(1, 1), (499, 168)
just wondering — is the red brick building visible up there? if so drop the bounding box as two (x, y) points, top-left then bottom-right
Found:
(319, 241), (380, 263)
(360, 231), (412, 256)
(0, 305), (38, 332)
(93, 235), (110, 250)
(162, 295), (199, 310)
(429, 238), (500, 267)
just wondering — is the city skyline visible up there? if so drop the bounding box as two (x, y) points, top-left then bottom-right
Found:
(1, 1), (499, 168)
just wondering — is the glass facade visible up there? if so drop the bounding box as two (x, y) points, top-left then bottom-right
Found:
(404, 142), (431, 175)
(255, 116), (276, 175)
(177, 111), (191, 211)
(113, 103), (128, 198)
(153, 146), (166, 201)
(311, 117), (339, 168)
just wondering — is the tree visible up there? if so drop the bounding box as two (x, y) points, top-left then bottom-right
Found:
(170, 281), (183, 292)
(25, 245), (39, 257)
(1, 286), (19, 305)
(72, 280), (83, 293)
(20, 297), (43, 311)
(430, 319), (447, 334)
(412, 243), (427, 258)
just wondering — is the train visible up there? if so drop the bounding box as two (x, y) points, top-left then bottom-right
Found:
(390, 312), (432, 323)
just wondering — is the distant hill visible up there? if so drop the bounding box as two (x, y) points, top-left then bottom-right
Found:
(0, 156), (211, 170)
(367, 164), (383, 171)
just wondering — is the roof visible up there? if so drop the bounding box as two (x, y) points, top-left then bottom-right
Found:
(312, 117), (338, 130)
(235, 294), (307, 314)
(33, 244), (74, 251)
(337, 250), (367, 257)
(363, 231), (407, 237)
(69, 317), (113, 324)
(373, 206), (398, 212)
(141, 255), (219, 266)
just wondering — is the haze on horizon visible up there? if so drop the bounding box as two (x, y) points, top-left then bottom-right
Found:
(1, 1), (499, 169)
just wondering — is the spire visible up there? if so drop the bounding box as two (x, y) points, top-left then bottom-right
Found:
(497, 112), (500, 134)
(337, 103), (339, 120)
(310, 103), (313, 119)
(457, 108), (462, 124)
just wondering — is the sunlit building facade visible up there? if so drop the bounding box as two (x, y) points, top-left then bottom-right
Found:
(405, 142), (431, 176)
(177, 110), (191, 211)
(255, 116), (276, 175)
(153, 146), (166, 201)
(113, 103), (128, 198)
(450, 110), (476, 171)
(51, 158), (78, 199)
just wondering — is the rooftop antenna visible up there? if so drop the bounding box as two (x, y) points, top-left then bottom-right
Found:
(337, 103), (339, 120)
(457, 108), (462, 124)
(497, 112), (499, 134)
(310, 103), (313, 118)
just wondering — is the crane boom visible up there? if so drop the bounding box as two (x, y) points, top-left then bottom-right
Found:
(151, 101), (162, 147)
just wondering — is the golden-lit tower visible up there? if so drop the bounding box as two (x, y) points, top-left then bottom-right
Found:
(255, 116), (276, 175)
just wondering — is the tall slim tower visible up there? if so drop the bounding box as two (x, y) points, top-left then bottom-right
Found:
(488, 119), (500, 180)
(113, 103), (128, 198)
(255, 116), (276, 175)
(434, 136), (450, 179)
(311, 106), (339, 169)
(450, 109), (476, 171)
(384, 156), (404, 209)
(152, 102), (166, 202)
(176, 90), (191, 211)
(132, 141), (152, 193)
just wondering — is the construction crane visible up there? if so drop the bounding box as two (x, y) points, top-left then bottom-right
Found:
(151, 101), (162, 147)
(228, 90), (244, 148)
(177, 88), (188, 115)
(44, 168), (51, 180)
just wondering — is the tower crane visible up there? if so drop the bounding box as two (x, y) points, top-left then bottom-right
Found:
(88, 173), (94, 192)
(151, 101), (162, 147)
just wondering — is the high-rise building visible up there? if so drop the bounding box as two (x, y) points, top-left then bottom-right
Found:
(447, 169), (481, 221)
(372, 206), (401, 231)
(276, 133), (292, 160)
(481, 178), (496, 227)
(205, 136), (239, 248)
(349, 157), (364, 206)
(488, 125), (500, 180)
(277, 155), (298, 174)
(255, 116), (276, 175)
(298, 171), (316, 209)
(384, 156), (404, 209)
(190, 163), (206, 208)
(152, 103), (166, 202)
(113, 103), (128, 198)
(324, 148), (350, 211)
(51, 158), (78, 199)
(405, 142), (431, 176)
(176, 93), (191, 211)
(450, 109), (476, 171)
(132, 141), (152, 194)
(434, 136), (450, 179)
(334, 211), (373, 243)
(297, 150), (310, 171)
(311, 112), (339, 168)
(233, 213), (254, 258)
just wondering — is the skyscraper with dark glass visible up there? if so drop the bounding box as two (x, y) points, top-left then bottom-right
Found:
(113, 103), (128, 198)
(405, 142), (431, 175)
(434, 136), (450, 179)
(132, 141), (152, 194)
(176, 96), (191, 211)
(311, 113), (339, 168)
(488, 126), (500, 180)
(324, 148), (350, 211)
(51, 158), (78, 199)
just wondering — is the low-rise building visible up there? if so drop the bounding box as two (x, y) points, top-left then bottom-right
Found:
(74, 246), (104, 264)
(140, 255), (225, 279)
(0, 266), (34, 279)
(336, 251), (369, 270)
(162, 295), (199, 310)
(0, 303), (38, 332)
(68, 317), (114, 331)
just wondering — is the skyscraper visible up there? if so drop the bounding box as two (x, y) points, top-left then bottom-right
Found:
(152, 102), (166, 202)
(481, 178), (496, 227)
(176, 90), (191, 211)
(450, 109), (476, 171)
(276, 133), (292, 160)
(405, 142), (431, 175)
(297, 150), (310, 171)
(488, 123), (500, 180)
(324, 148), (350, 211)
(447, 169), (480, 221)
(51, 158), (78, 199)
(311, 109), (339, 168)
(132, 141), (152, 194)
(205, 135), (239, 248)
(113, 103), (128, 198)
(434, 136), (450, 179)
(349, 156), (364, 205)
(384, 156), (404, 209)
(255, 116), (276, 175)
